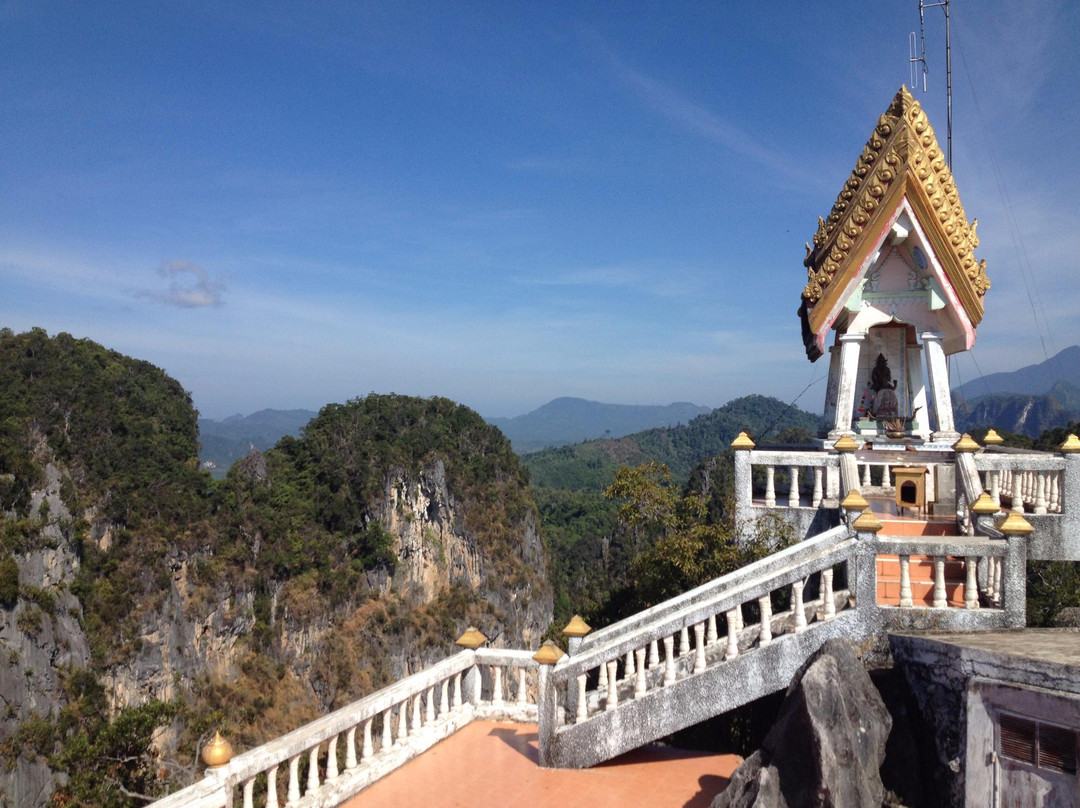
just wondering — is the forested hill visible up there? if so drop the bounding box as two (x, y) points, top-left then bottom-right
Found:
(487, 397), (711, 453)
(524, 394), (823, 490)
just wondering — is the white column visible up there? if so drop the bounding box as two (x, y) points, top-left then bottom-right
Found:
(906, 344), (930, 439)
(933, 557), (947, 608)
(899, 555), (913, 607)
(758, 595), (772, 645)
(831, 333), (866, 438)
(922, 332), (958, 441)
(822, 344), (842, 433)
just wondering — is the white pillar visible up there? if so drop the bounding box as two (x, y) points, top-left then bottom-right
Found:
(906, 344), (930, 439)
(822, 344), (842, 433)
(922, 333), (958, 442)
(831, 333), (866, 438)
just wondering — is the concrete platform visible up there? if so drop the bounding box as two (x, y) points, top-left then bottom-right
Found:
(341, 721), (741, 808)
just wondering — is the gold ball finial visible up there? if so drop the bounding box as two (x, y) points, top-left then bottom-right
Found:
(997, 511), (1035, 536)
(840, 490), (869, 513)
(852, 511), (883, 533)
(201, 731), (233, 769)
(562, 615), (591, 638)
(952, 433), (981, 453)
(833, 434), (859, 453)
(970, 492), (1000, 515)
(1059, 434), (1080, 454)
(532, 641), (566, 666)
(982, 429), (1004, 446)
(455, 627), (488, 650)
(731, 431), (755, 450)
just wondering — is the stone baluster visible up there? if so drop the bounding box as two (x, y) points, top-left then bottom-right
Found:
(788, 466), (800, 507)
(1025, 471), (1036, 505)
(425, 686), (436, 722)
(243, 777), (256, 808)
(1011, 474), (1024, 513)
(381, 708), (392, 751)
(933, 557), (947, 608)
(813, 467), (823, 507)
(266, 764), (279, 808)
(517, 668), (527, 706)
(706, 614), (718, 645)
(965, 557), (979, 609)
(765, 466), (776, 506)
(326, 735), (339, 781)
(597, 658), (608, 691)
(648, 639), (660, 668)
(605, 660), (618, 710)
(1049, 473), (1061, 512)
(440, 679), (450, 715)
(990, 470), (1001, 507)
(1034, 472), (1048, 515)
(822, 568), (835, 619)
(397, 702), (408, 742)
(306, 746), (319, 796)
(620, 650), (633, 682)
(362, 718), (374, 760)
(345, 726), (358, 769)
(286, 755), (301, 806)
(725, 610), (739, 660)
(791, 580), (807, 632)
(862, 462), (872, 489)
(492, 666), (504, 706)
(576, 675), (588, 722)
(899, 555), (913, 607)
(411, 693), (422, 730)
(758, 595), (772, 645)
(663, 636), (676, 686)
(882, 464), (893, 492)
(985, 557), (997, 603)
(452, 673), (463, 709)
(679, 626), (690, 657)
(733, 603), (744, 632)
(693, 623), (707, 673)
(634, 649), (647, 697)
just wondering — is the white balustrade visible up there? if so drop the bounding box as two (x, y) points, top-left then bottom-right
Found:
(724, 610), (739, 660)
(964, 557), (979, 610)
(693, 623), (707, 672)
(822, 568), (835, 620)
(758, 595), (772, 645)
(932, 557), (947, 608)
(788, 466), (800, 507)
(899, 555), (913, 608)
(663, 636), (676, 686)
(765, 466), (776, 506)
(791, 580), (807, 633)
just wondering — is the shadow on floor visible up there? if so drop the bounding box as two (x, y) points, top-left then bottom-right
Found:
(684, 774), (731, 808)
(487, 726), (540, 764)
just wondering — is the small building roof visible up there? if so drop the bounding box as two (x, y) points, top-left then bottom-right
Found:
(799, 86), (990, 361)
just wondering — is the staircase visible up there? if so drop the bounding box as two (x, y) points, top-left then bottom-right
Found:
(538, 516), (1018, 769)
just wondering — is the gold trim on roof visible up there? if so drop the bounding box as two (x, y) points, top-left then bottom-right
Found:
(801, 87), (989, 333)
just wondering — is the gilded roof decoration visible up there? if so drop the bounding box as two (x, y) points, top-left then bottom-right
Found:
(800, 86), (989, 342)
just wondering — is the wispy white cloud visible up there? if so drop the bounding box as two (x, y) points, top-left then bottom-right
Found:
(588, 40), (826, 192)
(137, 260), (226, 308)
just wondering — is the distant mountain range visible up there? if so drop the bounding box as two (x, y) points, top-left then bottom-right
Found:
(197, 409), (316, 476)
(486, 397), (712, 453)
(953, 345), (1080, 437)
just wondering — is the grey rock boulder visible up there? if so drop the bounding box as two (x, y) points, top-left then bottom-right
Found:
(712, 638), (892, 808)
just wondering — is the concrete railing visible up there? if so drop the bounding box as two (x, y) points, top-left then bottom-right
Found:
(150, 648), (538, 808)
(974, 450), (1066, 515)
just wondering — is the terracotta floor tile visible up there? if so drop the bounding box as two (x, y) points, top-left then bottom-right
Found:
(340, 721), (739, 808)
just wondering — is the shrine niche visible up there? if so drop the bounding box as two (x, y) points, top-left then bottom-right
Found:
(801, 87), (989, 444)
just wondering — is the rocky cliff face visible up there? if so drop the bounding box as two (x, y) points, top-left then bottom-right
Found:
(0, 332), (552, 807)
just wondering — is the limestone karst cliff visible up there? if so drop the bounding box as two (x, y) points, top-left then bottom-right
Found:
(0, 328), (551, 807)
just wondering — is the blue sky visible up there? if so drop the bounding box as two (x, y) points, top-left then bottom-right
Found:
(3, 1), (1078, 420)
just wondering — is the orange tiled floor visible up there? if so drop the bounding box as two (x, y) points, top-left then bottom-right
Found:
(341, 721), (740, 808)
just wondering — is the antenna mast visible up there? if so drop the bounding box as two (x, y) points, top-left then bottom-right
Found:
(910, 0), (953, 166)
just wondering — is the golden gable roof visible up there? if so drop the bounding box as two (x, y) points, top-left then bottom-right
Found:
(799, 86), (989, 358)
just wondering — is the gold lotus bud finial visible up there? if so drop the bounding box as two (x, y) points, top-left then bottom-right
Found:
(532, 641), (566, 666)
(562, 615), (591, 638)
(455, 627), (488, 650)
(852, 511), (883, 533)
(841, 490), (869, 513)
(833, 435), (859, 453)
(731, 431), (755, 450)
(997, 511), (1034, 537)
(970, 492), (1000, 515)
(201, 731), (233, 769)
(982, 429), (1004, 446)
(952, 433), (981, 453)
(1059, 434), (1080, 454)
